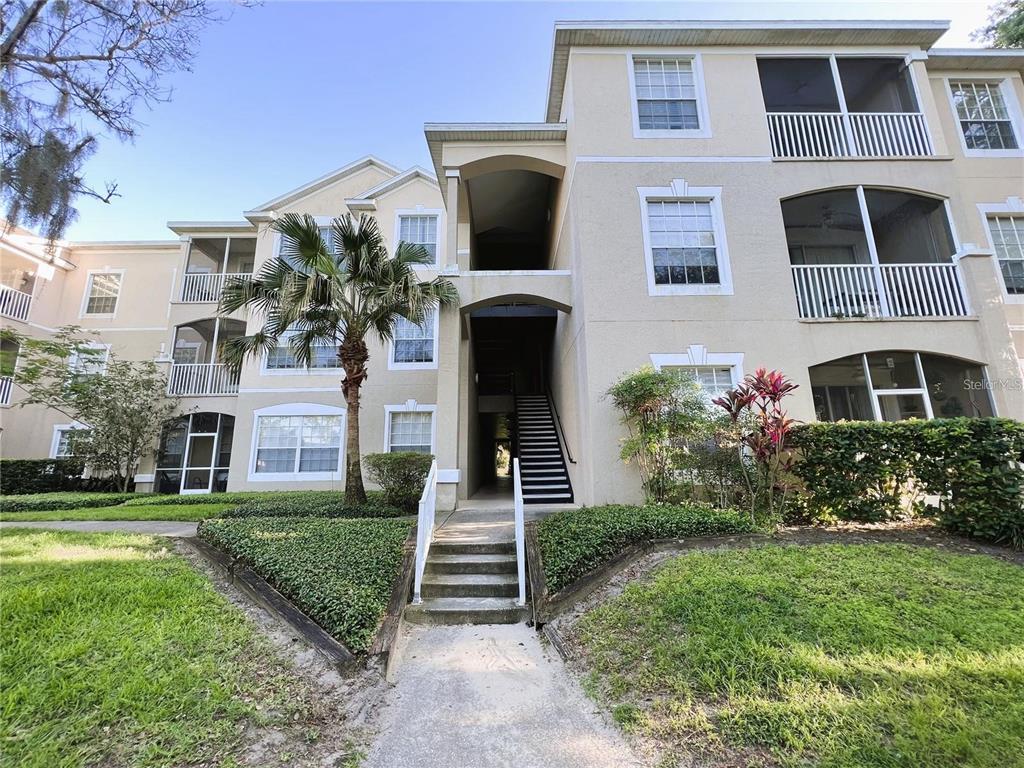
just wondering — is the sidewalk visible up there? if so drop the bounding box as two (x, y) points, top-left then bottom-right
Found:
(363, 623), (644, 768)
(0, 520), (198, 537)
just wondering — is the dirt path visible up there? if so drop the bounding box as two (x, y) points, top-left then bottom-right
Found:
(362, 623), (646, 768)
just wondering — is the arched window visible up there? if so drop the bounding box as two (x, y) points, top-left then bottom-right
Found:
(809, 352), (994, 422)
(155, 413), (235, 494)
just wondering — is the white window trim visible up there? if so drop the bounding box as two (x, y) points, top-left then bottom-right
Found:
(259, 332), (341, 376)
(627, 52), (712, 139)
(388, 308), (440, 370)
(394, 207), (443, 269)
(943, 74), (1024, 159)
(978, 197), (1024, 305)
(247, 402), (346, 483)
(79, 269), (125, 318)
(383, 401), (437, 454)
(650, 347), (745, 385)
(69, 342), (112, 375)
(50, 422), (88, 458)
(638, 180), (734, 296)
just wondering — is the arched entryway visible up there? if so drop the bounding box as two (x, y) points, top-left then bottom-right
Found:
(155, 412), (235, 494)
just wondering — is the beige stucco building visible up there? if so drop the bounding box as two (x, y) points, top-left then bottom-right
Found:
(2, 19), (1023, 509)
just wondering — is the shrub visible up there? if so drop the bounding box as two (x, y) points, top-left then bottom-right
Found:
(219, 490), (401, 519)
(0, 491), (138, 513)
(199, 516), (414, 652)
(791, 418), (1024, 548)
(364, 452), (433, 513)
(0, 459), (121, 495)
(538, 503), (755, 594)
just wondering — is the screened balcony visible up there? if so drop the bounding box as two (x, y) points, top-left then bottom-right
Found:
(784, 188), (968, 319)
(167, 318), (244, 396)
(759, 57), (933, 159)
(179, 237), (255, 303)
(0, 258), (35, 321)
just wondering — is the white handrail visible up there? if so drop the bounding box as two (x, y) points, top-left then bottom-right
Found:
(766, 111), (932, 158)
(166, 363), (240, 396)
(412, 459), (438, 604)
(513, 457), (526, 606)
(180, 272), (250, 303)
(791, 263), (968, 319)
(0, 286), (33, 321)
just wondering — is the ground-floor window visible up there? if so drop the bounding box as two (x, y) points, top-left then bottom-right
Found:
(385, 405), (435, 453)
(246, 403), (346, 482)
(50, 424), (89, 458)
(810, 351), (994, 422)
(155, 412), (234, 494)
(662, 365), (735, 398)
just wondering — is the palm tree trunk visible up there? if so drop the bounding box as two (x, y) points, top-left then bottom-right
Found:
(340, 337), (369, 505)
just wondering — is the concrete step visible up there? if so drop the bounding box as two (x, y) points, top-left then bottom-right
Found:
(429, 540), (514, 556)
(405, 597), (528, 625)
(421, 573), (519, 598)
(425, 553), (517, 575)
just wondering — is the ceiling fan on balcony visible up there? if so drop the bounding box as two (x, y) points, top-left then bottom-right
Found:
(817, 205), (862, 231)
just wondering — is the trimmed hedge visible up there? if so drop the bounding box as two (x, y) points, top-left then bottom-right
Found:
(364, 452), (433, 513)
(791, 418), (1024, 548)
(123, 489), (391, 511)
(538, 504), (755, 594)
(220, 490), (402, 519)
(199, 516), (413, 652)
(0, 459), (120, 495)
(0, 492), (138, 513)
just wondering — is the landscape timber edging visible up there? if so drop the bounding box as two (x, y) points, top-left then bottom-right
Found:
(527, 530), (769, 627)
(187, 528), (418, 676)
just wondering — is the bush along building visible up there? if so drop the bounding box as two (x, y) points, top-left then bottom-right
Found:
(2, 19), (1023, 510)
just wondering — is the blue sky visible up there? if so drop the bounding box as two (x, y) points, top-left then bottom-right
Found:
(66, 0), (994, 241)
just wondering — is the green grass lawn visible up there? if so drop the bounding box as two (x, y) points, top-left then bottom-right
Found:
(570, 543), (1024, 768)
(0, 503), (232, 522)
(0, 528), (332, 767)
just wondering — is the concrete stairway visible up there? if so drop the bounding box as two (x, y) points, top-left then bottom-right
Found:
(405, 538), (528, 625)
(515, 394), (574, 504)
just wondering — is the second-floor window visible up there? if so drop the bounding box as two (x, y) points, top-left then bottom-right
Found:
(646, 200), (720, 286)
(83, 272), (122, 315)
(264, 335), (340, 371)
(949, 80), (1020, 151)
(390, 309), (436, 367)
(398, 215), (439, 264)
(633, 57), (701, 131)
(68, 343), (110, 376)
(988, 215), (1024, 295)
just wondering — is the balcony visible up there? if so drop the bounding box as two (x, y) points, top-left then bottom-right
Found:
(759, 56), (934, 159)
(179, 235), (255, 303)
(167, 363), (239, 396)
(0, 285), (32, 321)
(180, 272), (250, 303)
(784, 187), (969, 320)
(0, 376), (12, 406)
(792, 263), (967, 319)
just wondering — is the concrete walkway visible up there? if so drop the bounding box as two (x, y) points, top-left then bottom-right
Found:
(363, 624), (644, 768)
(0, 520), (198, 537)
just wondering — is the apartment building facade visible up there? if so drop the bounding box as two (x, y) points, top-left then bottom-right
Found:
(2, 20), (1023, 509)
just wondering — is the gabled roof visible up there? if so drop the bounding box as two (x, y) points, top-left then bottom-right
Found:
(244, 155), (402, 219)
(544, 19), (951, 121)
(343, 166), (439, 210)
(925, 48), (1024, 72)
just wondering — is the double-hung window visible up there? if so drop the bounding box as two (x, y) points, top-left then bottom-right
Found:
(387, 411), (434, 454)
(264, 333), (339, 371)
(398, 214), (439, 265)
(51, 425), (89, 458)
(664, 365), (734, 398)
(633, 57), (700, 130)
(949, 80), (1021, 151)
(988, 215), (1024, 295)
(68, 343), (110, 375)
(253, 414), (343, 475)
(390, 309), (436, 368)
(83, 272), (122, 316)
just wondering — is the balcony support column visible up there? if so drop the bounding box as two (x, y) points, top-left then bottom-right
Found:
(444, 169), (461, 271)
(855, 185), (892, 318)
(433, 302), (462, 511)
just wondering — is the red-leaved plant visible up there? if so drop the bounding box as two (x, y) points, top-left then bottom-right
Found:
(713, 368), (799, 525)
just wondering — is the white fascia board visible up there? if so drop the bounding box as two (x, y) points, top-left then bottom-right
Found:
(246, 155), (402, 214)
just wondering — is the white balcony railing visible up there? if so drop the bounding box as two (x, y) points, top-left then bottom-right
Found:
(179, 272), (250, 303)
(767, 112), (933, 159)
(0, 286), (33, 321)
(792, 263), (969, 319)
(166, 363), (239, 396)
(0, 376), (12, 406)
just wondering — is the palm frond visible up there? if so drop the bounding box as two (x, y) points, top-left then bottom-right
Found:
(220, 332), (278, 374)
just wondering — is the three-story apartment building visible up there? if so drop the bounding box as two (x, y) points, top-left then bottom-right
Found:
(2, 19), (1023, 509)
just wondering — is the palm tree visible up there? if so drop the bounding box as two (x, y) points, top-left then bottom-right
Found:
(220, 213), (458, 504)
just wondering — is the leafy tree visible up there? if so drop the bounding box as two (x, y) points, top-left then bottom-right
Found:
(1, 0), (232, 240)
(220, 213), (458, 505)
(975, 0), (1024, 47)
(1, 325), (182, 490)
